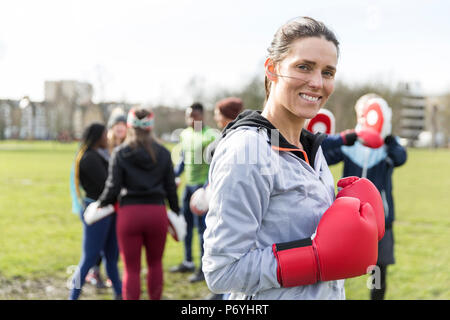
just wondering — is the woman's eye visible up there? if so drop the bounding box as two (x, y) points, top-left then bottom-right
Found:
(323, 70), (335, 78)
(297, 64), (310, 71)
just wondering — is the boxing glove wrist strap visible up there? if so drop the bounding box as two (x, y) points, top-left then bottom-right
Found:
(272, 238), (320, 287)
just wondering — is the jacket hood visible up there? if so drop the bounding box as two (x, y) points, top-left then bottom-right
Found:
(222, 110), (275, 137)
(220, 110), (327, 168)
(119, 144), (157, 170)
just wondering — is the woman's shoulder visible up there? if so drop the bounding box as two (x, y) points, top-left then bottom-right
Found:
(219, 127), (271, 152)
(213, 127), (274, 169)
(149, 141), (172, 162)
(150, 141), (169, 153)
(80, 149), (105, 168)
(80, 149), (98, 162)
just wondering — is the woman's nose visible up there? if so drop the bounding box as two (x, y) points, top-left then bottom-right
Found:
(307, 70), (323, 89)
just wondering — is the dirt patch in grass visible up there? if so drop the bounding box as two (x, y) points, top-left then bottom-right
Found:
(0, 275), (112, 300)
(0, 272), (212, 300)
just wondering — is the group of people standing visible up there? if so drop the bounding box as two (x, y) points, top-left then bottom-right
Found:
(69, 98), (244, 300)
(69, 16), (407, 301)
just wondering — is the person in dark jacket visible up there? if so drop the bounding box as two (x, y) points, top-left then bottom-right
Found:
(69, 123), (122, 300)
(321, 93), (407, 300)
(85, 110), (128, 289)
(98, 108), (180, 300)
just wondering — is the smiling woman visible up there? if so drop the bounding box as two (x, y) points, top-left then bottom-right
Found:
(262, 17), (339, 146)
(202, 16), (382, 300)
(263, 37), (338, 143)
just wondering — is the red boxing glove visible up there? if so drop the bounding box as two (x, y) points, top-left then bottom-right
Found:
(272, 197), (378, 287)
(337, 177), (385, 240)
(356, 127), (384, 148)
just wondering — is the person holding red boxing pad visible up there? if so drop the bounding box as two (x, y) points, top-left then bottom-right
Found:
(321, 93), (407, 299)
(202, 17), (384, 300)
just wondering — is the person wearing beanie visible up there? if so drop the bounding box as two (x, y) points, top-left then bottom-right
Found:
(107, 110), (128, 153)
(84, 110), (128, 289)
(191, 97), (244, 300)
(214, 97), (244, 128)
(97, 108), (180, 300)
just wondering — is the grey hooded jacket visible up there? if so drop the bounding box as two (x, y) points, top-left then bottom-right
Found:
(202, 111), (345, 300)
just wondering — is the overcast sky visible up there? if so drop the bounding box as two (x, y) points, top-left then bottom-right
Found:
(0, 0), (449, 107)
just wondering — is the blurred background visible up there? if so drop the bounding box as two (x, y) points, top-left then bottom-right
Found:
(0, 0), (449, 145)
(0, 0), (449, 300)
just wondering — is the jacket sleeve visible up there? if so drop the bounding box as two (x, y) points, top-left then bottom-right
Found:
(163, 151), (180, 214)
(321, 134), (345, 165)
(385, 136), (407, 167)
(202, 131), (279, 296)
(98, 149), (123, 207)
(174, 150), (185, 177)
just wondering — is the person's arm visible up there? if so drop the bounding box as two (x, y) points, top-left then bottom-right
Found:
(204, 138), (219, 166)
(98, 149), (123, 207)
(321, 134), (347, 165)
(174, 150), (185, 177)
(163, 150), (180, 214)
(202, 131), (278, 296)
(384, 135), (407, 167)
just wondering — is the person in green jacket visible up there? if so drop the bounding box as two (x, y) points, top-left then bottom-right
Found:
(170, 102), (217, 283)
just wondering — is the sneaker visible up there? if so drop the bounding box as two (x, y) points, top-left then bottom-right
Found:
(85, 271), (96, 286)
(188, 270), (205, 283)
(87, 269), (107, 289)
(85, 269), (106, 288)
(169, 261), (195, 273)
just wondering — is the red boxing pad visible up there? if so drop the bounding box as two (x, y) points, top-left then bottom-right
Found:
(363, 101), (384, 135)
(306, 109), (335, 134)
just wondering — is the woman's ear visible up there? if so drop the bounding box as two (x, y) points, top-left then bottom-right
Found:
(264, 58), (277, 81)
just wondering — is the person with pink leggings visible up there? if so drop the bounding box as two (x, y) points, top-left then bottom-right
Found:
(98, 108), (180, 300)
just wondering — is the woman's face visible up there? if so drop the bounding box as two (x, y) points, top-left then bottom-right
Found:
(214, 107), (228, 129)
(98, 129), (108, 149)
(270, 36), (338, 120)
(112, 122), (127, 142)
(185, 107), (204, 128)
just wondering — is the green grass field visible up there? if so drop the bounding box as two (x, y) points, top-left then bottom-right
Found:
(0, 141), (449, 300)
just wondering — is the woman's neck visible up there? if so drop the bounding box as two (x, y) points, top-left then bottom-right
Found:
(262, 99), (305, 149)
